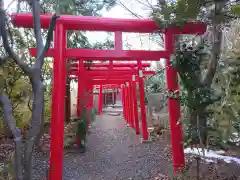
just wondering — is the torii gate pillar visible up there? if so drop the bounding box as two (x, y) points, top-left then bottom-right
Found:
(138, 61), (148, 140)
(132, 75), (140, 134)
(165, 31), (184, 173)
(49, 24), (66, 180)
(98, 85), (103, 115)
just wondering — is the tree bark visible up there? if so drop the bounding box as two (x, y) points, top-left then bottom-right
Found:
(0, 94), (23, 180)
(34, 109), (45, 149)
(3, 123), (13, 138)
(189, 108), (207, 145)
(23, 79), (44, 180)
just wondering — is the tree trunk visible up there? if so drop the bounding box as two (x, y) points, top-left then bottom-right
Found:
(24, 79), (44, 180)
(3, 123), (13, 138)
(0, 94), (23, 180)
(65, 76), (71, 122)
(34, 110), (45, 149)
(189, 108), (207, 145)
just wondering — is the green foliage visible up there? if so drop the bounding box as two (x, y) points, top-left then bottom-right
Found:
(0, 59), (32, 131)
(45, 0), (116, 16)
(172, 42), (223, 146)
(173, 44), (221, 109)
(91, 107), (98, 122)
(232, 4), (240, 17)
(0, 57), (53, 132)
(76, 114), (87, 136)
(152, 0), (203, 30)
(64, 120), (78, 148)
(146, 71), (165, 93)
(64, 88), (96, 148)
(152, 0), (239, 30)
(44, 87), (52, 123)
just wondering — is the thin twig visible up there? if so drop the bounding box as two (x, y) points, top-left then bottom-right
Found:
(116, 0), (143, 19)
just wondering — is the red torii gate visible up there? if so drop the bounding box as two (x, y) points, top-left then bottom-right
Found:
(68, 60), (153, 122)
(11, 13), (206, 179)
(65, 60), (154, 157)
(70, 70), (154, 76)
(93, 73), (145, 138)
(71, 72), (151, 124)
(91, 80), (139, 119)
(72, 74), (142, 136)
(56, 61), (151, 123)
(69, 62), (153, 122)
(69, 62), (150, 115)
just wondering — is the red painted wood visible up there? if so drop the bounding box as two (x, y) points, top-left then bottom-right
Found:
(29, 48), (168, 60)
(70, 62), (151, 68)
(49, 24), (66, 180)
(165, 32), (185, 173)
(11, 13), (206, 34)
(69, 70), (154, 76)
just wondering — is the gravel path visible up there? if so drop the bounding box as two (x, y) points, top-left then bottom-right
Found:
(33, 113), (172, 180)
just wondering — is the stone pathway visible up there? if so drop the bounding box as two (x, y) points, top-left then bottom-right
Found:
(33, 113), (172, 180)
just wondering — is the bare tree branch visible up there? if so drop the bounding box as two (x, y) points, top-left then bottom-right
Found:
(0, 94), (23, 180)
(31, 0), (59, 70)
(23, 82), (44, 180)
(116, 0), (143, 19)
(34, 15), (60, 69)
(3, 0), (15, 11)
(32, 0), (44, 56)
(0, 5), (32, 74)
(133, 0), (151, 9)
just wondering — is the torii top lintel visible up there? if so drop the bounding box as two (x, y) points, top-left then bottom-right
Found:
(11, 13), (206, 34)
